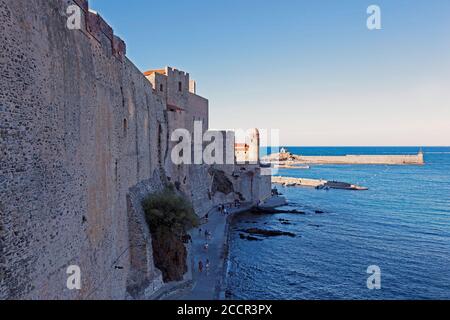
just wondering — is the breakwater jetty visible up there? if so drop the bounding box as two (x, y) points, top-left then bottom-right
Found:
(264, 150), (424, 166)
(272, 176), (368, 191)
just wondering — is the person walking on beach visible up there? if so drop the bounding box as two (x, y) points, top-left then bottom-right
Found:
(204, 229), (209, 240)
(204, 242), (209, 252)
(198, 260), (203, 273)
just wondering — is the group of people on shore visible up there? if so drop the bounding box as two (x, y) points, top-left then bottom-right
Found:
(218, 200), (241, 216)
(219, 204), (229, 216)
(196, 201), (243, 276)
(198, 227), (212, 275)
(198, 259), (210, 274)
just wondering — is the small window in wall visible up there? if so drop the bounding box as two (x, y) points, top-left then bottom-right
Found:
(160, 84), (164, 92)
(178, 81), (182, 92)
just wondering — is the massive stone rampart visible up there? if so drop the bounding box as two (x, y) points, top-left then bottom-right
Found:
(0, 0), (270, 299)
(0, 0), (178, 299)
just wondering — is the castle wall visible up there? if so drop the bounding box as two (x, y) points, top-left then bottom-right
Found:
(188, 93), (209, 133)
(256, 171), (272, 203)
(145, 68), (210, 198)
(236, 167), (271, 205)
(0, 0), (171, 299)
(0, 0), (271, 300)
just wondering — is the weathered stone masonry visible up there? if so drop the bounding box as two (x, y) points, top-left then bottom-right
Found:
(0, 0), (173, 299)
(0, 0), (271, 299)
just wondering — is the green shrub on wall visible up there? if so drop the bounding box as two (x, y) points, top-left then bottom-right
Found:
(142, 186), (199, 282)
(142, 186), (199, 235)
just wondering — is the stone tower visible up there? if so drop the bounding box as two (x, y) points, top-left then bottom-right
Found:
(235, 128), (260, 164)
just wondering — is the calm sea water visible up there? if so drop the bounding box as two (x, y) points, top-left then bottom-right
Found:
(226, 147), (450, 300)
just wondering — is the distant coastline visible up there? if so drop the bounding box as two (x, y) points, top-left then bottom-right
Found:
(262, 148), (424, 166)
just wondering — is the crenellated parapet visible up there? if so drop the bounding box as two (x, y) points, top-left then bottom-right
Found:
(72, 0), (126, 60)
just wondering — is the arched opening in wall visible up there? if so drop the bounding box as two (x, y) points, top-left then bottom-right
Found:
(123, 118), (128, 137)
(160, 84), (164, 92)
(178, 81), (182, 92)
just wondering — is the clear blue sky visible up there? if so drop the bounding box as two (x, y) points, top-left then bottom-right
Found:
(90, 0), (450, 146)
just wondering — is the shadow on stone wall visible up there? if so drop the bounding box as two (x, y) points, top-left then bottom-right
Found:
(125, 170), (166, 299)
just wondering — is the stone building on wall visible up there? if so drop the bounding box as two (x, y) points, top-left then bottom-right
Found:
(144, 67), (209, 134)
(142, 67), (271, 207)
(143, 67), (209, 198)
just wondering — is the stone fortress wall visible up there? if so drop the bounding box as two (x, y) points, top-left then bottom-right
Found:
(0, 0), (271, 299)
(0, 0), (169, 299)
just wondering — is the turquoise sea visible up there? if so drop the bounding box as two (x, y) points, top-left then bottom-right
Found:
(226, 147), (450, 300)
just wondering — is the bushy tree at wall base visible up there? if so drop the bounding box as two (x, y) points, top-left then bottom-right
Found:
(142, 186), (199, 282)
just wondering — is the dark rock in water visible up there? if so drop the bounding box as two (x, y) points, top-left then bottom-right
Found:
(242, 228), (296, 238)
(239, 233), (263, 241)
(278, 219), (294, 225)
(251, 207), (305, 215)
(315, 210), (325, 214)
